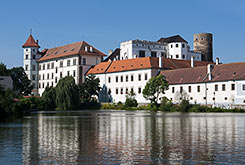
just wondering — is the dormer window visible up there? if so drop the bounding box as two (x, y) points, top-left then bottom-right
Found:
(85, 46), (88, 52)
(90, 47), (93, 52)
(176, 44), (179, 48)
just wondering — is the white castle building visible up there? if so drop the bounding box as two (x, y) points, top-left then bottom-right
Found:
(87, 33), (245, 108)
(22, 34), (106, 95)
(22, 33), (245, 107)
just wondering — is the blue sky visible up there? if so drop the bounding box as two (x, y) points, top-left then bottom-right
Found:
(0, 0), (244, 68)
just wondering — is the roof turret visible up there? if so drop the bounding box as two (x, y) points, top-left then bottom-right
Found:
(22, 35), (40, 48)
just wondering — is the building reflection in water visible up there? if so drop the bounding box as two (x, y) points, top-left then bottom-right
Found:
(22, 112), (245, 164)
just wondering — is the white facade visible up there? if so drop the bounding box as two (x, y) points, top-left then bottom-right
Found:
(23, 47), (41, 95)
(168, 42), (201, 61)
(96, 69), (159, 103)
(38, 54), (102, 96)
(120, 40), (167, 60)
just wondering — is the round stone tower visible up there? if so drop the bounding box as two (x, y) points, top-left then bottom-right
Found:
(193, 33), (213, 62)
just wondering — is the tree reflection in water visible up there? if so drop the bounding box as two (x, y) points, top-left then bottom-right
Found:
(22, 111), (245, 164)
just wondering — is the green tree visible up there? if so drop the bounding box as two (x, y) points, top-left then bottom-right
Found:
(55, 76), (79, 110)
(8, 67), (33, 96)
(125, 90), (138, 108)
(143, 74), (169, 106)
(79, 74), (101, 103)
(0, 63), (8, 76)
(0, 86), (14, 116)
(41, 86), (56, 110)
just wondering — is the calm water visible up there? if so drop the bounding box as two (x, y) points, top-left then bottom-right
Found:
(0, 110), (245, 164)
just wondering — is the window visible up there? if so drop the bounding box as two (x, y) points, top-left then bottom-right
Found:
(25, 65), (28, 71)
(131, 75), (134, 81)
(213, 97), (215, 100)
(176, 44), (179, 48)
(151, 51), (157, 57)
(145, 73), (148, 80)
(138, 74), (141, 81)
(39, 75), (41, 80)
(171, 44), (173, 48)
(73, 70), (76, 77)
(180, 86), (183, 93)
(67, 60), (70, 66)
(47, 82), (49, 87)
(203, 97), (206, 100)
(131, 87), (134, 93)
(176, 54), (179, 58)
(43, 64), (45, 70)
(90, 47), (93, 52)
(51, 63), (54, 69)
(172, 87), (175, 93)
(242, 84), (245, 91)
(73, 59), (76, 65)
(161, 52), (166, 58)
(108, 77), (111, 83)
(197, 86), (200, 92)
(67, 71), (70, 76)
(138, 87), (141, 94)
(231, 84), (235, 91)
(60, 72), (63, 78)
(47, 63), (50, 69)
(120, 88), (123, 94)
(116, 76), (118, 82)
(222, 84), (226, 91)
(42, 83), (44, 88)
(33, 49), (35, 52)
(26, 49), (28, 51)
(126, 88), (128, 94)
(55, 77), (57, 83)
(52, 73), (54, 79)
(32, 75), (35, 80)
(121, 76), (123, 82)
(85, 46), (88, 52)
(126, 75), (128, 82)
(215, 85), (218, 91)
(188, 86), (191, 93)
(60, 61), (63, 67)
(33, 55), (36, 59)
(182, 54), (185, 59)
(116, 88), (119, 94)
(225, 97), (227, 100)
(83, 58), (86, 65)
(39, 83), (41, 88)
(39, 65), (41, 70)
(182, 44), (185, 48)
(51, 82), (54, 87)
(43, 74), (45, 80)
(139, 50), (145, 57)
(55, 67), (58, 73)
(25, 55), (28, 59)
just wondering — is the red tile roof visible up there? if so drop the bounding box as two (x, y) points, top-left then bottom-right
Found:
(86, 57), (213, 75)
(160, 63), (245, 85)
(22, 35), (40, 48)
(37, 41), (106, 62)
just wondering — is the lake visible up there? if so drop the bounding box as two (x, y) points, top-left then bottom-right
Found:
(0, 110), (245, 164)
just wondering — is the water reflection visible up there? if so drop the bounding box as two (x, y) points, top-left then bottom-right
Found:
(22, 111), (245, 164)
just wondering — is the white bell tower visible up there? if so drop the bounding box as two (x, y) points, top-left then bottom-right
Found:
(22, 34), (41, 95)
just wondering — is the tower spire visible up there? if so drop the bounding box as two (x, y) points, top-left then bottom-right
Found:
(30, 28), (32, 35)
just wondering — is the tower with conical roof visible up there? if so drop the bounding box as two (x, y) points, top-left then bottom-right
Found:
(22, 34), (41, 95)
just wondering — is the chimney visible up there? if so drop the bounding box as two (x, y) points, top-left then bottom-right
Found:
(191, 56), (194, 68)
(108, 49), (113, 56)
(207, 64), (213, 81)
(159, 56), (163, 68)
(215, 58), (219, 65)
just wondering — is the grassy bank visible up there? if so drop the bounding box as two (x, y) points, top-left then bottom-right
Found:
(101, 100), (245, 113)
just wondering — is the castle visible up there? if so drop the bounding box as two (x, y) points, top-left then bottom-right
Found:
(23, 33), (245, 108)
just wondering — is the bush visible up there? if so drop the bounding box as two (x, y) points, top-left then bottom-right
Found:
(124, 98), (138, 108)
(159, 97), (173, 111)
(179, 100), (191, 112)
